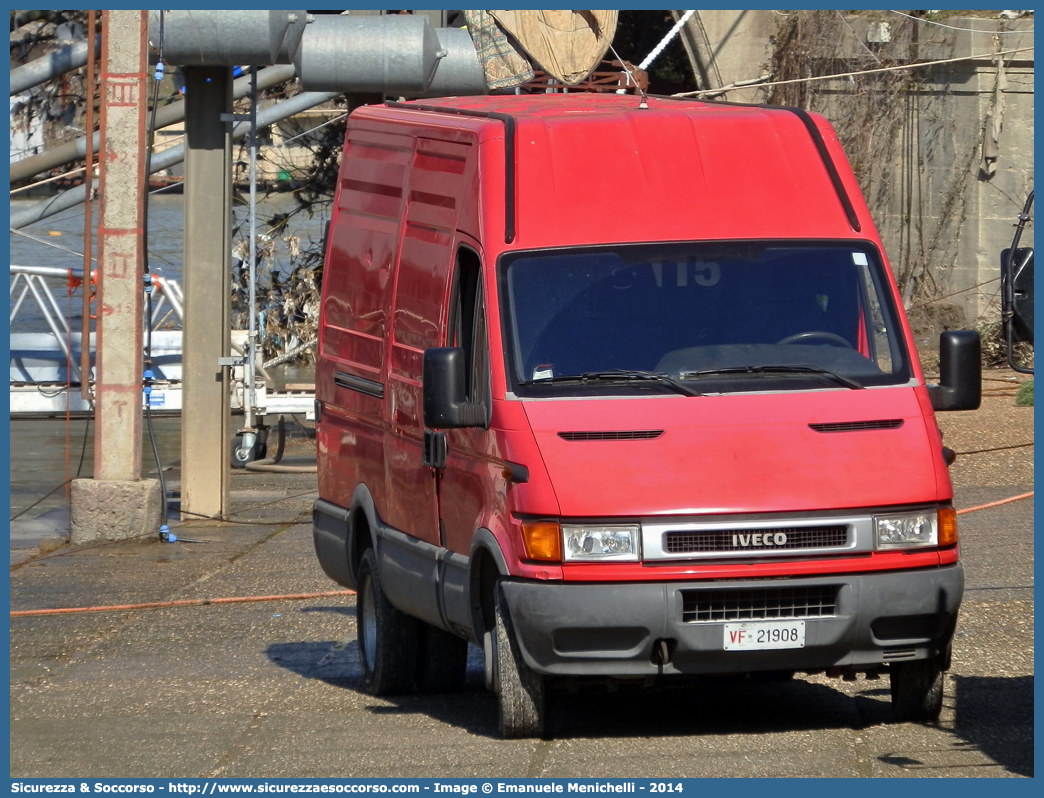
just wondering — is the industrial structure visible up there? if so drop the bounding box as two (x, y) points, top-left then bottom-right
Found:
(11, 10), (491, 540)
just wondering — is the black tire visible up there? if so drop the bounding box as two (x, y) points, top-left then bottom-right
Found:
(415, 622), (468, 693)
(890, 658), (944, 722)
(357, 549), (418, 695)
(493, 583), (545, 738)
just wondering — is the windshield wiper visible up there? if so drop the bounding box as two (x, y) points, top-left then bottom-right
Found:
(679, 364), (864, 390)
(524, 369), (702, 397)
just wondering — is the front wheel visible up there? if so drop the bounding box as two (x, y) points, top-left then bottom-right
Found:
(493, 583), (545, 738)
(357, 549), (418, 695)
(890, 658), (944, 722)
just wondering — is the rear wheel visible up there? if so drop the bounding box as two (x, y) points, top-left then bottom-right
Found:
(357, 549), (418, 695)
(493, 583), (545, 738)
(415, 622), (468, 693)
(890, 658), (944, 722)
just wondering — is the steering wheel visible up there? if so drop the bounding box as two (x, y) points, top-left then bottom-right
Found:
(776, 331), (854, 348)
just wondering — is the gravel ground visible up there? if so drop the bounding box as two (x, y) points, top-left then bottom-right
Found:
(936, 368), (1034, 490)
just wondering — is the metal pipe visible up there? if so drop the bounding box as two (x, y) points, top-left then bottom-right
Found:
(81, 8), (96, 400)
(25, 275), (80, 381)
(11, 64), (297, 185)
(245, 68), (259, 431)
(12, 264), (183, 331)
(149, 294), (167, 326)
(419, 27), (488, 98)
(10, 34), (101, 95)
(11, 88), (338, 229)
(230, 341), (274, 384)
(153, 276), (183, 322)
(37, 274), (71, 334)
(10, 280), (30, 323)
(167, 279), (184, 304)
(151, 10), (308, 67)
(11, 264), (85, 278)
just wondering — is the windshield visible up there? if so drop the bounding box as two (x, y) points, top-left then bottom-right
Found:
(499, 241), (911, 396)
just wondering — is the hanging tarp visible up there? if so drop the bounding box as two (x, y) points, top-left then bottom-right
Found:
(463, 10), (535, 90)
(488, 10), (618, 85)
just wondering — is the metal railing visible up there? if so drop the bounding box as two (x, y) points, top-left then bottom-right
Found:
(10, 264), (184, 387)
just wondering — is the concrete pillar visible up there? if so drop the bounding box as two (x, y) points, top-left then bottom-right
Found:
(180, 66), (233, 520)
(71, 9), (161, 544)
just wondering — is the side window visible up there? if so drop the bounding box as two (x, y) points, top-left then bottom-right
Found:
(448, 247), (489, 406)
(857, 262), (894, 373)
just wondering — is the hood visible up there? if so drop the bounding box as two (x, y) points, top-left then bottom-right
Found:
(522, 387), (943, 517)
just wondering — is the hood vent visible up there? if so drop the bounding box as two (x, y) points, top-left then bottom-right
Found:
(809, 419), (904, 433)
(558, 430), (663, 441)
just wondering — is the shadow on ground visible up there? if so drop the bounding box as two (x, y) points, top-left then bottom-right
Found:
(949, 675), (1034, 777)
(267, 633), (905, 740)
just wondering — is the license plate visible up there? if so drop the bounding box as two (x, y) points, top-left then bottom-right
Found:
(723, 620), (805, 650)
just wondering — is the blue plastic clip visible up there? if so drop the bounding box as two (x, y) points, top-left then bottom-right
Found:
(160, 525), (175, 543)
(154, 62), (165, 82)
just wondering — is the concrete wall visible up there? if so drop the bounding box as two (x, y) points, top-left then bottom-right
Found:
(684, 11), (1034, 329)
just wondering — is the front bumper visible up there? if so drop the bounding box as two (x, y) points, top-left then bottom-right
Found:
(500, 564), (963, 677)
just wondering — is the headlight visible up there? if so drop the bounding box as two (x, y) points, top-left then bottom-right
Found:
(874, 512), (937, 549)
(562, 524), (640, 561)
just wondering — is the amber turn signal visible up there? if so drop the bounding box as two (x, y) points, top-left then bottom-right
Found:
(521, 521), (562, 562)
(938, 507), (958, 546)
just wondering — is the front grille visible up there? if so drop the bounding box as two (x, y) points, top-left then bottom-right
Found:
(665, 525), (848, 554)
(681, 585), (839, 623)
(809, 419), (903, 432)
(558, 430), (663, 441)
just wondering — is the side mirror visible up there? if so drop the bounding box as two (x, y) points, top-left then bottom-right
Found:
(929, 331), (981, 411)
(423, 348), (486, 429)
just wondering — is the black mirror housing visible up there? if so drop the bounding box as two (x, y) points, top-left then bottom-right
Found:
(929, 331), (981, 411)
(423, 348), (486, 429)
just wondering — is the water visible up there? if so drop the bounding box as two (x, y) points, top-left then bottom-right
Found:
(10, 192), (328, 334)
(9, 415), (182, 521)
(10, 192), (325, 521)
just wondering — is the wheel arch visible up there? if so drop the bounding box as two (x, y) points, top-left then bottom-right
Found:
(468, 528), (510, 642)
(349, 483), (380, 585)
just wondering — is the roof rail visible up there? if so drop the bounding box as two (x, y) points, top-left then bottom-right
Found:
(384, 101), (517, 243)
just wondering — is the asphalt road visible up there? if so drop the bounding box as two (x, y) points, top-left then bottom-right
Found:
(8, 400), (1034, 779)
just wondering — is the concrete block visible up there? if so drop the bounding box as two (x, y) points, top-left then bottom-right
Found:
(70, 479), (162, 544)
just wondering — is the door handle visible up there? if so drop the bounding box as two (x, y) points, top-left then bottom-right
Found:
(423, 429), (447, 469)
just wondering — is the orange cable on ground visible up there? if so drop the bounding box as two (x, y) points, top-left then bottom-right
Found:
(11, 590), (355, 618)
(12, 494), (1034, 618)
(956, 491), (1034, 515)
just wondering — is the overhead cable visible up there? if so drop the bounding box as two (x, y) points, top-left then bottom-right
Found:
(889, 10), (1033, 34)
(674, 45), (1034, 97)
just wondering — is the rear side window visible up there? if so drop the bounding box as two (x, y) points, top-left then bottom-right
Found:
(448, 247), (489, 406)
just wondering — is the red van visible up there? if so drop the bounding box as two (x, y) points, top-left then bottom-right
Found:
(312, 94), (980, 738)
